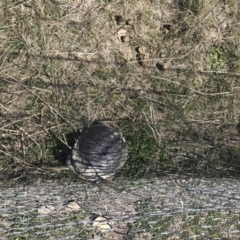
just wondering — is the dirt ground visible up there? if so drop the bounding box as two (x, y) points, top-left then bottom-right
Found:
(1, 0), (240, 186)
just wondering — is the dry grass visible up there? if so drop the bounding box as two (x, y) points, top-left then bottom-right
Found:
(1, 0), (240, 185)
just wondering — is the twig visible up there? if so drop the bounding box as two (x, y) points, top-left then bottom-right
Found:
(128, 49), (194, 63)
(28, 123), (65, 138)
(151, 76), (231, 96)
(8, 0), (32, 9)
(0, 149), (32, 166)
(0, 103), (40, 147)
(0, 109), (40, 130)
(1, 73), (76, 130)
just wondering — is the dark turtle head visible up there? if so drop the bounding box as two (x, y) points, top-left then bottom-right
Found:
(67, 123), (128, 181)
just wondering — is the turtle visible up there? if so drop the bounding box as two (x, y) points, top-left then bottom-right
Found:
(66, 123), (128, 181)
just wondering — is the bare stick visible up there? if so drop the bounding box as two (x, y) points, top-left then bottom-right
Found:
(151, 76), (231, 96)
(1, 73), (76, 130)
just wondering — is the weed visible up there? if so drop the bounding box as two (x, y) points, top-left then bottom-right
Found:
(210, 45), (230, 71)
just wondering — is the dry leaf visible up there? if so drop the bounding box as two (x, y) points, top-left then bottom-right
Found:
(65, 201), (80, 212)
(93, 216), (111, 231)
(117, 29), (128, 42)
(136, 47), (146, 54)
(38, 205), (55, 215)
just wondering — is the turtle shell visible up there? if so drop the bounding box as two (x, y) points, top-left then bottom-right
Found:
(66, 123), (128, 181)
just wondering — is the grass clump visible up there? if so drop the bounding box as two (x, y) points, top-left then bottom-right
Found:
(210, 45), (230, 71)
(177, 0), (207, 15)
(122, 125), (159, 179)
